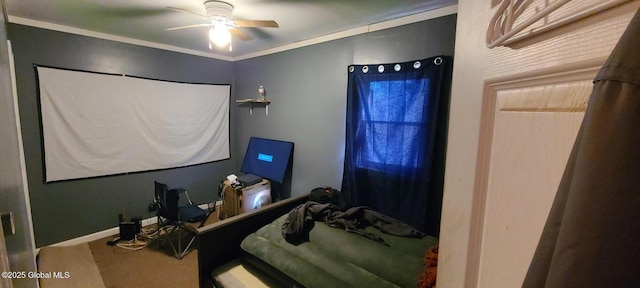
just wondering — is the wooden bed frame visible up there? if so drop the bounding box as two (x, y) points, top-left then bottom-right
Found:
(192, 194), (309, 288)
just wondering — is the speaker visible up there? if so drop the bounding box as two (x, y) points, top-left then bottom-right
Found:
(119, 222), (136, 240)
(119, 218), (141, 241)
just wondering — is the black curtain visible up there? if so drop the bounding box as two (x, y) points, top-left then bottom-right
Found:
(523, 8), (640, 288)
(341, 56), (451, 236)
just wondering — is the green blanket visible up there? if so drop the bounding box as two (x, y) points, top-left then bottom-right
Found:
(241, 215), (438, 287)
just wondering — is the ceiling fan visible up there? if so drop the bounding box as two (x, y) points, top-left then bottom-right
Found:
(166, 0), (279, 51)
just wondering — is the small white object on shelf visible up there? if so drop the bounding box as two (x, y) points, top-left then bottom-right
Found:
(258, 85), (266, 101)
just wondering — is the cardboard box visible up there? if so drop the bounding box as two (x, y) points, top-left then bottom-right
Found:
(222, 179), (271, 218)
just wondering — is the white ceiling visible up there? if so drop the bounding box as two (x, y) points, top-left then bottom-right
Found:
(5, 0), (457, 60)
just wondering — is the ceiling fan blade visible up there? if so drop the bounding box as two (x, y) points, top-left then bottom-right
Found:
(165, 23), (212, 31)
(86, 6), (172, 18)
(230, 28), (253, 41)
(233, 20), (279, 28)
(167, 7), (207, 19)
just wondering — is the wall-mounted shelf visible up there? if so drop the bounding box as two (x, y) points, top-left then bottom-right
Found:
(236, 99), (271, 115)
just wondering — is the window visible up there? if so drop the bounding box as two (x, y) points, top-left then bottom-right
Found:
(342, 57), (451, 233)
(356, 79), (430, 170)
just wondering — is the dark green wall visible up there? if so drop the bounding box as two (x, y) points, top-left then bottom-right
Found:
(8, 13), (456, 247)
(8, 24), (237, 247)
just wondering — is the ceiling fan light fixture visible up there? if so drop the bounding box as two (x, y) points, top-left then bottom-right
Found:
(167, 0), (277, 52)
(209, 25), (231, 47)
(205, 1), (233, 20)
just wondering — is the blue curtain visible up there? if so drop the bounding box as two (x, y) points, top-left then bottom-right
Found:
(341, 56), (451, 236)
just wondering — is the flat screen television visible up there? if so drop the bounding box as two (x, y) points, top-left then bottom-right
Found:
(241, 137), (294, 184)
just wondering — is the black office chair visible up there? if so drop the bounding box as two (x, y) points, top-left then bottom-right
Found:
(154, 181), (209, 259)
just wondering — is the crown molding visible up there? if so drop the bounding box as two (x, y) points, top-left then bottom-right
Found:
(7, 16), (234, 61)
(233, 4), (458, 61)
(8, 4), (457, 62)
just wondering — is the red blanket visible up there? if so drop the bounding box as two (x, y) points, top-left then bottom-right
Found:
(417, 244), (438, 288)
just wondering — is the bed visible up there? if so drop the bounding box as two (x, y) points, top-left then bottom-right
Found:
(237, 201), (439, 288)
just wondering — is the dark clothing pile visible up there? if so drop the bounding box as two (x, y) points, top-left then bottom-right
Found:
(281, 201), (425, 246)
(309, 186), (350, 211)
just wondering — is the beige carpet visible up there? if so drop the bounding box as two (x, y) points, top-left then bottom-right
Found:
(89, 233), (200, 288)
(89, 212), (223, 288)
(38, 236), (200, 288)
(38, 211), (269, 288)
(38, 240), (280, 288)
(38, 243), (106, 288)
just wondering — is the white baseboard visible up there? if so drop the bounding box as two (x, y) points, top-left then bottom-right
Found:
(49, 216), (158, 248)
(47, 201), (221, 248)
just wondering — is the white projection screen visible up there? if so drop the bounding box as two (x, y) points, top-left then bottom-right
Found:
(37, 66), (230, 182)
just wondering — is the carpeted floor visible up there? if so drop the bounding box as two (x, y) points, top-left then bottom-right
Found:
(38, 243), (106, 288)
(38, 209), (278, 288)
(89, 232), (200, 288)
(38, 223), (208, 287)
(88, 208), (223, 287)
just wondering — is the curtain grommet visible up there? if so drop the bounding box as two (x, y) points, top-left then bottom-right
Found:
(394, 64), (401, 72)
(362, 66), (369, 73)
(434, 57), (443, 65)
(413, 61), (421, 69)
(349, 66), (355, 73)
(377, 65), (385, 73)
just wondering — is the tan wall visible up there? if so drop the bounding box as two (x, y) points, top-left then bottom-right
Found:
(439, 1), (640, 287)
